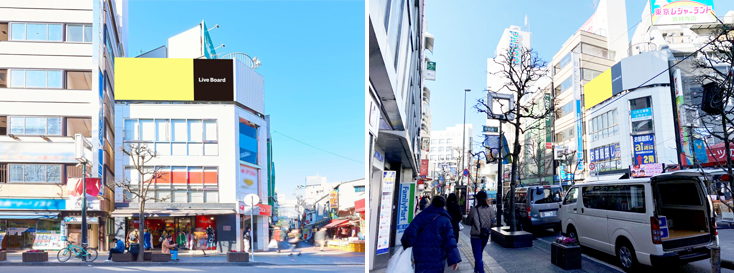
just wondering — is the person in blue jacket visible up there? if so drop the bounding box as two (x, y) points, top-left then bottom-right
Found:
(401, 196), (461, 272)
(106, 238), (125, 262)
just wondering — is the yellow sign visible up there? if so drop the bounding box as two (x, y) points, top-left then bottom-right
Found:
(329, 191), (338, 209)
(583, 68), (613, 110)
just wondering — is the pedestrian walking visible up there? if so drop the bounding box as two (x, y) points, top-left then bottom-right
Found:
(243, 227), (252, 253)
(468, 191), (496, 273)
(288, 229), (302, 256)
(105, 238), (125, 262)
(315, 227), (327, 251)
(143, 228), (152, 251)
(401, 196), (461, 272)
(419, 195), (430, 211)
(446, 193), (463, 243)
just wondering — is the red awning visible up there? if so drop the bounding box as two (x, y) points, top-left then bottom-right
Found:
(323, 219), (350, 228)
(354, 198), (365, 213)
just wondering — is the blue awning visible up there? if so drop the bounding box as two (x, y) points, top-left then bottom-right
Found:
(0, 212), (59, 219)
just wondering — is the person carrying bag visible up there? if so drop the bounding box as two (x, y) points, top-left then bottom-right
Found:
(468, 191), (496, 273)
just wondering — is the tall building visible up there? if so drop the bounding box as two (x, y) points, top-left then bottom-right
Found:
(111, 22), (271, 252)
(368, 0), (425, 269)
(426, 124), (473, 189)
(0, 0), (126, 251)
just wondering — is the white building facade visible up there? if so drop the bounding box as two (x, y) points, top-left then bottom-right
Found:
(0, 0), (126, 251)
(111, 23), (270, 252)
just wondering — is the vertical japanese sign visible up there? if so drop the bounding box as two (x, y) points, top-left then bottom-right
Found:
(376, 171), (396, 255)
(573, 52), (583, 164)
(545, 94), (552, 144)
(633, 134), (656, 164)
(420, 159), (429, 176)
(395, 183), (416, 246)
(329, 191), (338, 209)
(425, 61), (436, 81)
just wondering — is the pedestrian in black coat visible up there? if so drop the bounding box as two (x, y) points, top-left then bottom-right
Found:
(446, 193), (463, 242)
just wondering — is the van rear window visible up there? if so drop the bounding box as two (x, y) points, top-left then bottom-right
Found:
(532, 188), (563, 204)
(657, 183), (701, 206)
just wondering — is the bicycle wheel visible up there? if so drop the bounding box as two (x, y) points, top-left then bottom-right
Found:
(57, 248), (72, 262)
(84, 247), (98, 262)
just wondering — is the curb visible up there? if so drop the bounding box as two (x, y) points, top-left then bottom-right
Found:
(723, 259), (734, 270)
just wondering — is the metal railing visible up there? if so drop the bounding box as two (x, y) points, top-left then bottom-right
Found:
(628, 42), (659, 56)
(219, 52), (261, 69)
(0, 164), (6, 183)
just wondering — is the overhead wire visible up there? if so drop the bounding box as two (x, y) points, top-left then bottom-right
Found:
(272, 130), (364, 164)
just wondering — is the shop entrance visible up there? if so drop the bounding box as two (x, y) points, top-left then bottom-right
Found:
(126, 216), (213, 250)
(239, 215), (258, 250)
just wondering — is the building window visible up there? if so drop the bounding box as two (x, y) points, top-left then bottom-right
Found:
(123, 166), (218, 203)
(239, 119), (258, 165)
(8, 164), (62, 183)
(630, 97), (653, 134)
(66, 24), (92, 43)
(0, 69), (7, 88)
(446, 139), (452, 145)
(556, 101), (574, 118)
(9, 116), (62, 135)
(581, 43), (614, 60)
(559, 76), (573, 94)
(10, 23), (62, 42)
(589, 109), (618, 141)
(10, 69), (62, 88)
(0, 23), (7, 41)
(66, 71), (92, 90)
(124, 119), (218, 156)
(581, 68), (603, 81)
(559, 52), (572, 70)
(354, 186), (365, 192)
(66, 117), (92, 137)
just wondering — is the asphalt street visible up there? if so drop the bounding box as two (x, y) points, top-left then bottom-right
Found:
(529, 227), (734, 273)
(0, 265), (366, 273)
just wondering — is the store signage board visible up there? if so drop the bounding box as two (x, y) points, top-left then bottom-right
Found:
(425, 61), (436, 81)
(63, 216), (99, 224)
(376, 171), (396, 255)
(650, 0), (715, 26)
(395, 183), (416, 246)
(0, 198), (65, 210)
(631, 108), (653, 122)
(420, 159), (429, 176)
(329, 191), (339, 209)
(633, 134), (656, 164)
(630, 163), (663, 178)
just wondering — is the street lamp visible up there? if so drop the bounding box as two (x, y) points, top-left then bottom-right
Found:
(459, 89), (470, 191)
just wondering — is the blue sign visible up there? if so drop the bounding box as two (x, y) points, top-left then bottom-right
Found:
(575, 100), (584, 164)
(373, 150), (384, 162)
(0, 199), (66, 210)
(659, 216), (667, 227)
(633, 133), (656, 164)
(463, 169), (469, 176)
(693, 139), (709, 164)
(631, 108), (653, 122)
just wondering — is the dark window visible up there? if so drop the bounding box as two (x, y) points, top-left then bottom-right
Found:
(239, 119), (258, 165)
(66, 71), (92, 90)
(0, 23), (7, 41)
(532, 187), (563, 204)
(0, 69), (7, 88)
(563, 187), (578, 205)
(656, 182), (702, 206)
(583, 185), (645, 213)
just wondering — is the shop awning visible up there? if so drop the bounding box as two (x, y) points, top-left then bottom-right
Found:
(355, 198), (365, 213)
(323, 219), (350, 228)
(111, 209), (235, 217)
(0, 212), (59, 219)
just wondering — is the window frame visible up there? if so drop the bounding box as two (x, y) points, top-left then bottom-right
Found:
(8, 163), (63, 183)
(65, 24), (92, 43)
(8, 116), (63, 136)
(9, 69), (64, 89)
(123, 118), (218, 156)
(9, 22), (63, 42)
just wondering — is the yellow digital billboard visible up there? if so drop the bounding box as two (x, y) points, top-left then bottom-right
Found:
(114, 58), (234, 101)
(583, 68), (612, 110)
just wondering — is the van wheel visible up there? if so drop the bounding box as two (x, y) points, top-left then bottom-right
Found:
(616, 240), (638, 272)
(566, 226), (578, 240)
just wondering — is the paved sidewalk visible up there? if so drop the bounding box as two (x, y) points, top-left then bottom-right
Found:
(0, 245), (364, 266)
(370, 239), (476, 273)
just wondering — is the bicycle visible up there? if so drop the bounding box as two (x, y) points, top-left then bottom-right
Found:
(57, 241), (98, 262)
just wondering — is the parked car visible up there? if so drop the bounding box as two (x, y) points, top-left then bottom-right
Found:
(559, 171), (718, 272)
(502, 185), (564, 232)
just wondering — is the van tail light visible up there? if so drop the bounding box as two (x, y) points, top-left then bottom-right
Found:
(527, 206), (531, 219)
(714, 221), (718, 236)
(651, 217), (662, 244)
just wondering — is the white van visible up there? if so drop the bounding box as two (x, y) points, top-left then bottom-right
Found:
(559, 171), (718, 271)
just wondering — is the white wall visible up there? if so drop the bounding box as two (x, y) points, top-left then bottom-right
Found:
(167, 24), (202, 59)
(235, 57), (265, 114)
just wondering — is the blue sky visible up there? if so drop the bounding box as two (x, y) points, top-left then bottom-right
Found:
(425, 0), (734, 151)
(128, 0), (365, 200)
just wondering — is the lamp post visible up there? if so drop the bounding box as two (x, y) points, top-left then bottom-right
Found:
(459, 89), (470, 190)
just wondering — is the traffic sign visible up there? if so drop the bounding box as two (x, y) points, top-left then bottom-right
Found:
(589, 163), (595, 171)
(463, 169), (469, 176)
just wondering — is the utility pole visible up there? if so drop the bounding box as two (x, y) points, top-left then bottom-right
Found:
(497, 123), (503, 228)
(460, 89), (470, 190)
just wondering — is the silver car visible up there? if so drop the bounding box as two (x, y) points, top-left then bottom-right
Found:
(504, 185), (564, 232)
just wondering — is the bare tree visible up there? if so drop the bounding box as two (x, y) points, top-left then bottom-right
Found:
(115, 143), (167, 261)
(475, 45), (555, 232)
(683, 23), (734, 211)
(520, 136), (553, 185)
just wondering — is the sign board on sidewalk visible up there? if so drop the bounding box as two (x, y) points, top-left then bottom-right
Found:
(395, 183), (416, 246)
(376, 171), (396, 255)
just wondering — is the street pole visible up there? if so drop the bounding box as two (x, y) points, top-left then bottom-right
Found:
(460, 89), (470, 190)
(497, 122), (503, 228)
(81, 162), (87, 261)
(250, 195), (255, 261)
